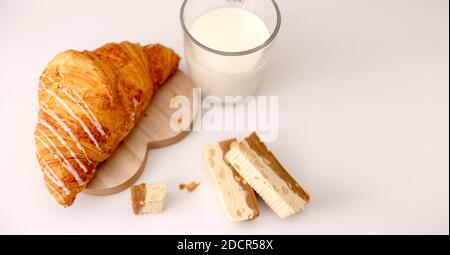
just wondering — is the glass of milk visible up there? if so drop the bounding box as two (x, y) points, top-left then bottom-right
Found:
(180, 0), (281, 99)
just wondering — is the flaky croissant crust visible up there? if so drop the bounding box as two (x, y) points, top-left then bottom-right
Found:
(34, 42), (179, 206)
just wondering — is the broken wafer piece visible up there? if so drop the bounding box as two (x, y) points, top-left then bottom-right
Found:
(204, 139), (259, 221)
(225, 132), (310, 218)
(131, 183), (166, 215)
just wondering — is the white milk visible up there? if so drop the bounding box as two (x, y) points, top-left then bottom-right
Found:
(185, 7), (272, 98)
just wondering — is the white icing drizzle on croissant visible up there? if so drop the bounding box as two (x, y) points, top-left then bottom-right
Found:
(38, 151), (71, 195)
(41, 107), (91, 164)
(38, 119), (89, 173)
(34, 131), (84, 185)
(58, 73), (106, 136)
(42, 77), (101, 150)
(130, 98), (140, 121)
(70, 89), (106, 136)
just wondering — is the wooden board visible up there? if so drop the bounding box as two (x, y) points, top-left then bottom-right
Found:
(84, 71), (195, 195)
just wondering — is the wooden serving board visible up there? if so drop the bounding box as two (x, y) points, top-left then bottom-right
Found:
(84, 71), (195, 195)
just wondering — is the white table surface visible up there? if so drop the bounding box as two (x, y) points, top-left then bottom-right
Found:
(0, 0), (448, 235)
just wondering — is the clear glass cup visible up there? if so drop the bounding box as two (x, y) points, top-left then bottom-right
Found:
(180, 0), (281, 99)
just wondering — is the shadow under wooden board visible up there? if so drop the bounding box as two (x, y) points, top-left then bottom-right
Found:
(84, 70), (195, 195)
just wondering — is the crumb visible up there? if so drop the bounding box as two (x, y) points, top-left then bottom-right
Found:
(179, 182), (200, 192)
(186, 182), (200, 192)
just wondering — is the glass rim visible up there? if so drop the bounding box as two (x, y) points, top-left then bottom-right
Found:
(180, 0), (281, 56)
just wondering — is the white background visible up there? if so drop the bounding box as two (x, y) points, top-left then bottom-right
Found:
(0, 0), (448, 234)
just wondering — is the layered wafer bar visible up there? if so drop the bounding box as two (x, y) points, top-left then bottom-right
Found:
(204, 139), (259, 221)
(225, 132), (310, 218)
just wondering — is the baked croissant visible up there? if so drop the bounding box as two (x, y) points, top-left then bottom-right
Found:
(34, 41), (180, 207)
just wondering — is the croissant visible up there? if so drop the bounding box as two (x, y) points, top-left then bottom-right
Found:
(34, 41), (180, 207)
